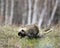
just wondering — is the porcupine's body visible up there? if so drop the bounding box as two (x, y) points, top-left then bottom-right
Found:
(18, 24), (53, 38)
(18, 25), (39, 38)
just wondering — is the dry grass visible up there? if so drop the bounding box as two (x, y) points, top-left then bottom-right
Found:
(0, 25), (60, 48)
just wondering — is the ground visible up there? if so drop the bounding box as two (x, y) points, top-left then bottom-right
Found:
(0, 24), (60, 48)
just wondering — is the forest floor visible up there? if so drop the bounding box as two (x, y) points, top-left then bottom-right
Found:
(0, 24), (60, 48)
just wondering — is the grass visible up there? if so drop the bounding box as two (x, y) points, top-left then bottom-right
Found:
(0, 25), (60, 48)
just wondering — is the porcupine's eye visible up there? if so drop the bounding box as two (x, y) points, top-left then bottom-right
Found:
(21, 30), (25, 34)
(18, 32), (21, 36)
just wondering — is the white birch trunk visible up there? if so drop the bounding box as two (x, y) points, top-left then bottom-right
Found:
(48, 0), (58, 26)
(27, 0), (32, 25)
(9, 0), (14, 25)
(5, 0), (9, 25)
(22, 0), (27, 25)
(1, 0), (4, 16)
(22, 15), (25, 25)
(38, 0), (47, 28)
(22, 14), (26, 25)
(32, 0), (38, 24)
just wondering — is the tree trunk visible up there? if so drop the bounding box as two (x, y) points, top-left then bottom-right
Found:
(0, 0), (4, 25)
(5, 0), (9, 25)
(27, 0), (32, 25)
(48, 0), (58, 26)
(1, 0), (4, 16)
(38, 0), (47, 28)
(32, 0), (38, 24)
(9, 0), (14, 25)
(22, 0), (28, 25)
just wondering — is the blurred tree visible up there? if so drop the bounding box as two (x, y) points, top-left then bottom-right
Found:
(0, 0), (60, 28)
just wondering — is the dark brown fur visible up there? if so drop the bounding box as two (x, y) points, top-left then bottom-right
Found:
(18, 25), (39, 38)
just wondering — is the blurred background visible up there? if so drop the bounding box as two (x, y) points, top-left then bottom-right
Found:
(0, 0), (60, 48)
(0, 0), (60, 28)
